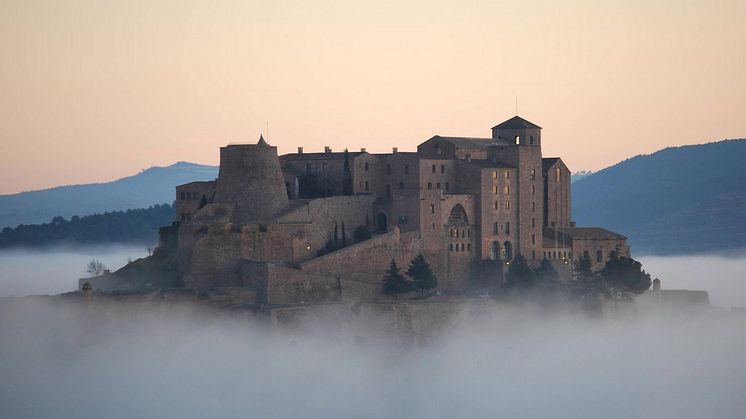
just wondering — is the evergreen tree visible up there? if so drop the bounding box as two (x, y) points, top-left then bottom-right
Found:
(406, 253), (437, 294)
(505, 254), (535, 289)
(535, 258), (559, 286)
(572, 254), (601, 299)
(342, 148), (354, 196)
(601, 251), (652, 300)
(383, 259), (411, 296)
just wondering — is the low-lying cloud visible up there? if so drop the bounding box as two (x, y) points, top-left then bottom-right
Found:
(0, 299), (742, 419)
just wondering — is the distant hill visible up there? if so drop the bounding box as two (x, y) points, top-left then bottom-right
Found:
(571, 171), (594, 183)
(0, 162), (217, 229)
(572, 139), (745, 255)
(0, 204), (174, 248)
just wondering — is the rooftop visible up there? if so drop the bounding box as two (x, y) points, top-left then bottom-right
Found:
(492, 115), (542, 130)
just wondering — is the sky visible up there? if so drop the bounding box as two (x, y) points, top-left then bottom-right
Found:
(0, 0), (744, 194)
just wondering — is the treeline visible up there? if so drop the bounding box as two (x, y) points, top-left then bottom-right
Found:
(0, 204), (175, 248)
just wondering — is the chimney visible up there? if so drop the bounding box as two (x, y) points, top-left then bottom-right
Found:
(297, 147), (303, 154)
(324, 146), (332, 154)
(392, 147), (398, 153)
(360, 147), (367, 153)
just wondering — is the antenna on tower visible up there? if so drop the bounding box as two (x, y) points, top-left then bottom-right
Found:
(515, 96), (518, 116)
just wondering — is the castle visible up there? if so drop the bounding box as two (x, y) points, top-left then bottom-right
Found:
(174, 116), (628, 304)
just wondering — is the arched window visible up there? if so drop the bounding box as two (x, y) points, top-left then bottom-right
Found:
(530, 169), (536, 180)
(450, 243), (454, 251)
(461, 243), (465, 251)
(448, 204), (469, 225)
(490, 241), (500, 260)
(514, 136), (520, 145)
(503, 241), (513, 260)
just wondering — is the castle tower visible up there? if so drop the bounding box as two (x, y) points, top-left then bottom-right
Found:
(213, 135), (289, 224)
(488, 116), (544, 266)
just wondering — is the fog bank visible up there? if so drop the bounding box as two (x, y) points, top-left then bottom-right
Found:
(638, 252), (746, 307)
(0, 245), (148, 297)
(0, 300), (742, 419)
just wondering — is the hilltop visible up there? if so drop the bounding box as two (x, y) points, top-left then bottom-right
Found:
(572, 139), (745, 255)
(0, 162), (217, 229)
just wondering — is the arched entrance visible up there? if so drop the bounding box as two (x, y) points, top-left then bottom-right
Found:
(503, 241), (513, 261)
(376, 212), (388, 233)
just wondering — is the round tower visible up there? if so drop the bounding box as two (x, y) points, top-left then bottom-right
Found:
(213, 135), (289, 224)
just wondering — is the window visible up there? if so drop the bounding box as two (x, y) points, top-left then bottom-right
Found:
(440, 165), (445, 173)
(531, 234), (535, 244)
(514, 136), (520, 144)
(461, 243), (465, 251)
(461, 229), (465, 237)
(398, 216), (408, 224)
(432, 164), (436, 173)
(365, 181), (369, 191)
(404, 164), (410, 174)
(386, 184), (391, 197)
(531, 185), (535, 195)
(494, 186), (498, 195)
(532, 202), (535, 212)
(505, 201), (510, 210)
(455, 229), (459, 238)
(532, 218), (535, 228)
(583, 250), (590, 259)
(436, 182), (441, 189)
(428, 182), (432, 190)
(432, 222), (435, 231)
(597, 250), (603, 263)
(386, 164), (391, 175)
(530, 135), (534, 145)
(467, 229), (471, 237)
(530, 169), (536, 180)
(449, 229), (453, 237)
(506, 222), (511, 235)
(492, 171), (497, 180)
(445, 182), (450, 191)
(399, 182), (404, 189)
(494, 201), (498, 210)
(504, 185), (510, 195)
(493, 222), (498, 234)
(430, 204), (435, 214)
(505, 171), (510, 180)
(364, 162), (369, 171)
(450, 244), (454, 251)
(532, 250), (535, 259)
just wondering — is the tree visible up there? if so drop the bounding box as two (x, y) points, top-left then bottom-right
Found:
(383, 259), (411, 296)
(572, 254), (603, 301)
(86, 259), (107, 276)
(535, 258), (559, 286)
(342, 148), (354, 196)
(601, 251), (652, 300)
(353, 225), (371, 241)
(406, 254), (437, 294)
(505, 254), (535, 289)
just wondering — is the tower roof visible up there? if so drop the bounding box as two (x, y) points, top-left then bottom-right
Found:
(492, 116), (542, 130)
(257, 134), (268, 146)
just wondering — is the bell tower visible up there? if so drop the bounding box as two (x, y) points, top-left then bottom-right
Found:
(491, 115), (542, 148)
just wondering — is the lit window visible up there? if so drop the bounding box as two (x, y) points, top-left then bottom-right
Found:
(430, 204), (435, 214)
(492, 171), (497, 180)
(505, 201), (510, 210)
(530, 169), (536, 180)
(504, 185), (510, 195)
(515, 136), (520, 144)
(505, 171), (510, 180)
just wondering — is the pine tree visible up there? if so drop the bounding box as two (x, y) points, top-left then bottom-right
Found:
(572, 254), (601, 299)
(535, 258), (559, 284)
(342, 148), (354, 196)
(601, 251), (652, 300)
(505, 254), (535, 289)
(406, 253), (437, 294)
(383, 259), (411, 296)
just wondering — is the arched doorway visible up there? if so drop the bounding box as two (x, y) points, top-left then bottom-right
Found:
(503, 241), (513, 261)
(490, 241), (501, 260)
(376, 212), (388, 234)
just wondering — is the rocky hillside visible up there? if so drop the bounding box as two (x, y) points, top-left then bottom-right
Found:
(572, 139), (745, 255)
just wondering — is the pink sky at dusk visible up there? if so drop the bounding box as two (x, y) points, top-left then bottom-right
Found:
(0, 0), (744, 194)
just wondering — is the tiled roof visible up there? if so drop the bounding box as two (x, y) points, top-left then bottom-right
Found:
(428, 136), (512, 148)
(492, 116), (542, 130)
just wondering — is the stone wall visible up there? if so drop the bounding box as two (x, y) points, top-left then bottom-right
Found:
(543, 159), (571, 228)
(175, 181), (216, 223)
